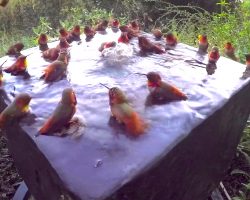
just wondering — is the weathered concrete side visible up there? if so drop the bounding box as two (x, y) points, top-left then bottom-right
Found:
(0, 90), (80, 200)
(108, 81), (250, 200)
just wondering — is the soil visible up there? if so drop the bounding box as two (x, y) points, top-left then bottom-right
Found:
(0, 135), (22, 200)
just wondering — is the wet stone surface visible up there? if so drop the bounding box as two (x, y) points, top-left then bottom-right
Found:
(0, 29), (249, 200)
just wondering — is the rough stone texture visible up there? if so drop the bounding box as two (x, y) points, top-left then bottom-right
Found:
(0, 29), (250, 200)
(0, 98), (79, 200)
(1, 82), (249, 200)
(108, 81), (250, 200)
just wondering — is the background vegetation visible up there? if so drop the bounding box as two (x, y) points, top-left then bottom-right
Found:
(0, 0), (250, 199)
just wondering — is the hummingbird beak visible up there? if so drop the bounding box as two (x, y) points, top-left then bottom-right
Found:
(134, 73), (147, 76)
(100, 83), (110, 89)
(0, 60), (7, 68)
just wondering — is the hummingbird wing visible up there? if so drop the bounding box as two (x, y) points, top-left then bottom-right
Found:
(44, 61), (66, 82)
(39, 102), (75, 135)
(111, 103), (145, 136)
(159, 82), (187, 101)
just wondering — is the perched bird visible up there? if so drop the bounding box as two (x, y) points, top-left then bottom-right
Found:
(0, 93), (31, 128)
(0, 0), (9, 7)
(0, 60), (7, 87)
(67, 25), (81, 43)
(95, 20), (109, 32)
(152, 29), (163, 40)
(198, 34), (209, 54)
(241, 54), (250, 79)
(118, 32), (130, 44)
(6, 42), (24, 57)
(59, 28), (69, 39)
(208, 46), (220, 64)
(38, 33), (49, 52)
(129, 20), (140, 32)
(41, 50), (69, 82)
(56, 37), (71, 49)
(38, 88), (77, 135)
(138, 36), (165, 54)
(111, 18), (120, 29)
(139, 72), (187, 101)
(119, 25), (129, 32)
(103, 85), (146, 136)
(42, 47), (60, 62)
(224, 42), (238, 61)
(119, 25), (138, 40)
(99, 41), (116, 52)
(164, 32), (177, 49)
(84, 26), (96, 41)
(4, 55), (28, 75)
(206, 46), (220, 75)
(42, 38), (69, 62)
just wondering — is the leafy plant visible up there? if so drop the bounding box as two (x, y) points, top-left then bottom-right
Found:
(32, 17), (54, 36)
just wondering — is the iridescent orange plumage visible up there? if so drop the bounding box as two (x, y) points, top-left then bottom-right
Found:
(145, 72), (187, 101)
(108, 87), (146, 136)
(138, 36), (165, 54)
(118, 32), (130, 44)
(4, 55), (28, 75)
(38, 33), (49, 51)
(208, 46), (220, 63)
(224, 42), (238, 61)
(39, 88), (77, 135)
(164, 32), (177, 49)
(198, 34), (208, 54)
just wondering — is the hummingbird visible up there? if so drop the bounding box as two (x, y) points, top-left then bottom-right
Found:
(102, 84), (146, 136)
(119, 25), (129, 32)
(56, 37), (71, 49)
(38, 88), (77, 135)
(152, 29), (163, 40)
(67, 25), (81, 43)
(118, 32), (130, 44)
(119, 25), (138, 40)
(129, 20), (140, 32)
(6, 42), (24, 57)
(138, 72), (187, 102)
(0, 60), (7, 87)
(4, 54), (29, 76)
(164, 32), (177, 50)
(42, 47), (60, 62)
(224, 42), (238, 61)
(0, 0), (9, 7)
(38, 33), (49, 52)
(59, 28), (69, 39)
(111, 18), (120, 29)
(42, 38), (69, 62)
(84, 26), (96, 41)
(0, 93), (31, 128)
(208, 46), (220, 64)
(41, 49), (69, 82)
(198, 34), (209, 54)
(138, 36), (165, 54)
(99, 41), (117, 52)
(95, 19), (109, 32)
(241, 54), (250, 79)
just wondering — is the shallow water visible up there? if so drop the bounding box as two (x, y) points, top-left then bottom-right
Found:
(0, 29), (249, 199)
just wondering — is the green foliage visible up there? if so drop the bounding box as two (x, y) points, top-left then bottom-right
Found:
(32, 17), (54, 36)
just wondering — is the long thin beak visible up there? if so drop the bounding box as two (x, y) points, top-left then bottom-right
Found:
(0, 60), (7, 68)
(100, 83), (110, 89)
(134, 73), (147, 76)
